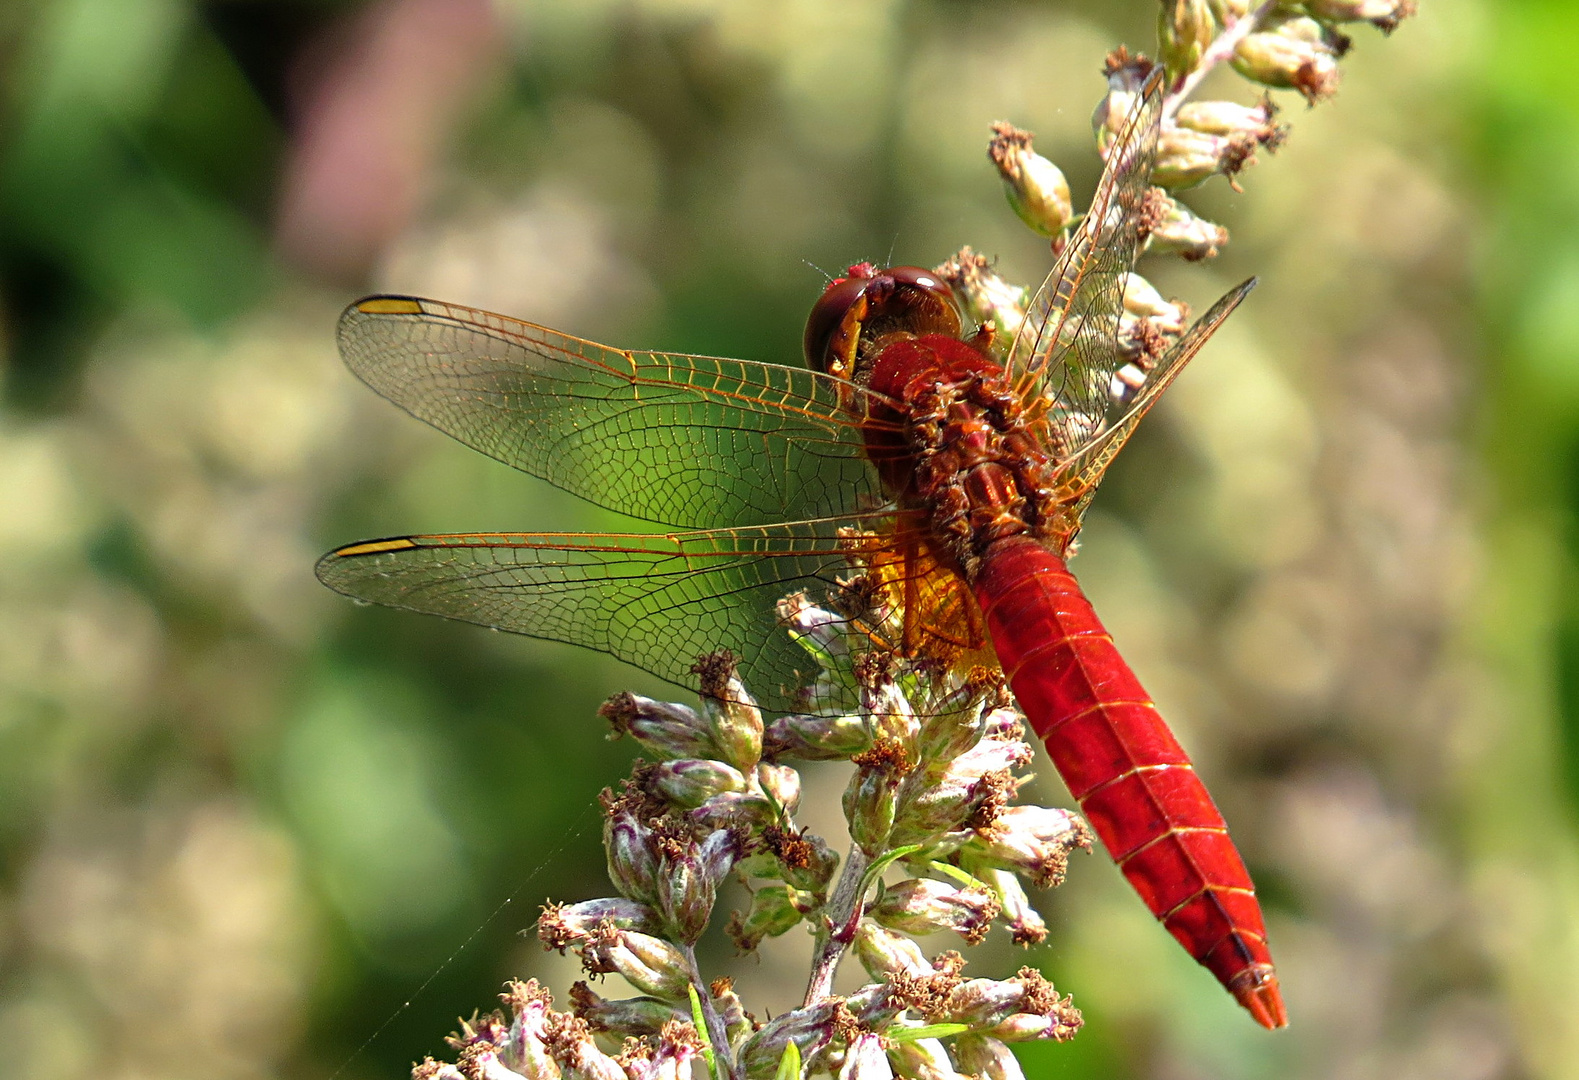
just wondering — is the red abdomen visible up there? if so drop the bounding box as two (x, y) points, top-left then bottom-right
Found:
(973, 534), (1287, 1028)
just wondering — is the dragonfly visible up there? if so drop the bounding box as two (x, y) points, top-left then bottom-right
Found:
(316, 72), (1285, 1029)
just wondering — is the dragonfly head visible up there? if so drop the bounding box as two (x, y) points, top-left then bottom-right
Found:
(803, 263), (963, 383)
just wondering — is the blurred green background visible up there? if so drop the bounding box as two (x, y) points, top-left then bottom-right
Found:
(2, 0), (1575, 1077)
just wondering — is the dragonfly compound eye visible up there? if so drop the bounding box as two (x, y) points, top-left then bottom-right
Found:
(803, 263), (963, 381)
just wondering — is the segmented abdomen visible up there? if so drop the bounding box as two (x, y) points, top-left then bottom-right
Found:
(972, 534), (1286, 1028)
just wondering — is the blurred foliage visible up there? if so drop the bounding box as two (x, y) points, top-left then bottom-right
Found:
(1, 1), (1576, 1079)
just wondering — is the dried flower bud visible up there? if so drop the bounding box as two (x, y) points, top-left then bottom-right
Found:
(840, 1031), (894, 1080)
(1143, 190), (1229, 260)
(988, 123), (1073, 237)
(1302, 0), (1416, 32)
(499, 981), (560, 1079)
(711, 979), (754, 1045)
(1158, 0), (1215, 80)
(537, 898), (662, 952)
(981, 1007), (1082, 1043)
(1091, 51), (1154, 153)
(940, 977), (1032, 1027)
(967, 804), (1093, 888)
(1232, 16), (1350, 103)
(570, 982), (685, 1037)
(656, 826), (744, 944)
(579, 926), (690, 1000)
(648, 758), (749, 808)
(765, 711), (873, 761)
(933, 248), (1028, 346)
(413, 1059), (469, 1080)
(600, 692), (717, 761)
(727, 882), (817, 951)
(949, 1035), (1025, 1080)
(871, 878), (1001, 945)
(604, 811), (659, 903)
(693, 650), (764, 772)
(854, 919), (934, 979)
(845, 739), (908, 855)
(887, 1034), (964, 1080)
(545, 1014), (625, 1080)
(981, 868), (1047, 947)
(454, 1043), (530, 1080)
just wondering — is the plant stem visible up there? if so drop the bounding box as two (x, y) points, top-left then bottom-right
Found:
(1161, 0), (1282, 123)
(681, 943), (742, 1080)
(802, 844), (873, 1006)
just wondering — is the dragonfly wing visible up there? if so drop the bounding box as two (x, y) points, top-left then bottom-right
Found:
(316, 517), (912, 707)
(1064, 277), (1256, 493)
(338, 297), (890, 530)
(1008, 69), (1163, 452)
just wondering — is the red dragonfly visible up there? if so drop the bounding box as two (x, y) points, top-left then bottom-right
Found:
(317, 75), (1284, 1028)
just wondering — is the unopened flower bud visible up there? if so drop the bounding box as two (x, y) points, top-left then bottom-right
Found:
(656, 827), (744, 944)
(854, 919), (934, 979)
(778, 592), (851, 663)
(764, 712), (873, 761)
(840, 1031), (893, 1080)
(887, 1035), (964, 1080)
(689, 790), (778, 830)
(950, 1035), (1025, 1080)
(1144, 190), (1229, 261)
(727, 883), (817, 951)
(1209, 0), (1248, 18)
(711, 980), (754, 1045)
(739, 1002), (843, 1077)
(988, 123), (1073, 237)
(648, 758), (748, 808)
(757, 762), (802, 815)
(915, 696), (989, 767)
(604, 811), (659, 903)
(1232, 16), (1349, 103)
(967, 805), (1093, 888)
(932, 248), (1027, 350)
(579, 927), (690, 1000)
(1302, 0), (1416, 32)
(871, 878), (1001, 945)
(692, 650), (764, 772)
(600, 692), (717, 761)
(1175, 98), (1277, 139)
(1123, 273), (1187, 327)
(1153, 124), (1233, 189)
(570, 983), (685, 1037)
(1158, 0), (1215, 80)
(537, 898), (662, 952)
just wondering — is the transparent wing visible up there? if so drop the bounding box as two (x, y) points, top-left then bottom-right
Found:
(315, 515), (944, 708)
(1063, 278), (1256, 515)
(1008, 69), (1164, 452)
(338, 297), (894, 531)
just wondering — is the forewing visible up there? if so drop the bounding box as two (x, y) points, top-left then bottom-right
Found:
(1008, 70), (1164, 449)
(1064, 278), (1256, 501)
(338, 297), (890, 531)
(316, 518), (912, 708)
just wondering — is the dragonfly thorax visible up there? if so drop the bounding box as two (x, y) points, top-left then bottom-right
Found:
(864, 334), (1067, 578)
